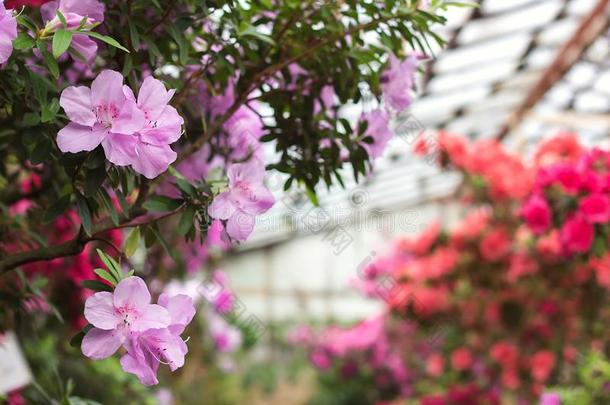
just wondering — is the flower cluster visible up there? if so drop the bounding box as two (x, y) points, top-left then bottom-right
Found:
(81, 276), (195, 385)
(57, 70), (183, 178)
(298, 133), (610, 403)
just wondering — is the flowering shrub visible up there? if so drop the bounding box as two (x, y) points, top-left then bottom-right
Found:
(300, 133), (610, 404)
(0, 0), (461, 399)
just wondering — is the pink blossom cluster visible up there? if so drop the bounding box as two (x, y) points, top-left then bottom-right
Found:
(57, 70), (183, 179)
(299, 133), (610, 403)
(81, 276), (195, 385)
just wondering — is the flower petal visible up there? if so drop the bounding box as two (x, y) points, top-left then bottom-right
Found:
(158, 293), (196, 335)
(208, 192), (236, 220)
(57, 122), (106, 153)
(226, 211), (255, 241)
(227, 158), (265, 185)
(138, 106), (183, 145)
(60, 86), (96, 126)
(69, 34), (97, 62)
(111, 99), (145, 135)
(113, 276), (151, 309)
(81, 327), (124, 360)
(137, 76), (175, 121)
(102, 132), (137, 166)
(120, 353), (159, 386)
(130, 142), (176, 179)
(132, 304), (170, 332)
(60, 0), (105, 23)
(91, 70), (125, 109)
(84, 291), (117, 330)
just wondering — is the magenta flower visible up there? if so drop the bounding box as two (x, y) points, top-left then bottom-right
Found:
(380, 53), (420, 111)
(116, 75), (184, 179)
(207, 310), (242, 353)
(560, 214), (594, 255)
(578, 193), (610, 223)
(119, 293), (195, 386)
(359, 109), (393, 159)
(208, 158), (275, 241)
(81, 277), (170, 360)
(521, 194), (551, 235)
(57, 69), (145, 156)
(0, 2), (17, 65)
(41, 0), (105, 61)
(540, 393), (561, 405)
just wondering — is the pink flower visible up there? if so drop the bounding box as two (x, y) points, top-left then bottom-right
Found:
(117, 75), (184, 178)
(451, 347), (473, 371)
(0, 1), (17, 64)
(589, 253), (610, 288)
(426, 353), (444, 377)
(360, 109), (393, 159)
(521, 194), (551, 235)
(58, 71), (182, 179)
(560, 215), (594, 254)
(578, 193), (610, 223)
(40, 0), (105, 61)
(208, 158), (275, 241)
(530, 350), (555, 382)
(207, 310), (242, 353)
(380, 53), (420, 111)
(479, 228), (511, 262)
(550, 164), (581, 195)
(119, 293), (195, 385)
(539, 393), (561, 405)
(81, 276), (170, 360)
(58, 70), (145, 156)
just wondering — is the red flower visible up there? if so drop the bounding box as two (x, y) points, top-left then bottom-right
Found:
(560, 215), (594, 254)
(578, 193), (610, 224)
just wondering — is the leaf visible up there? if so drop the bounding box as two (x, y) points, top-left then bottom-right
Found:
(52, 29), (73, 59)
(79, 31), (130, 53)
(94, 268), (118, 286)
(98, 188), (119, 226)
(178, 205), (195, 236)
(124, 227), (140, 258)
(41, 98), (60, 122)
(149, 226), (175, 261)
(128, 21), (140, 51)
(96, 249), (122, 281)
(30, 138), (52, 164)
(43, 194), (71, 223)
(41, 48), (60, 79)
(75, 194), (93, 236)
(56, 10), (67, 27)
(143, 196), (183, 212)
(81, 280), (113, 292)
(13, 33), (35, 50)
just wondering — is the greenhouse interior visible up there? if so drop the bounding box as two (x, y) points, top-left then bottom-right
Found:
(1, 0), (610, 404)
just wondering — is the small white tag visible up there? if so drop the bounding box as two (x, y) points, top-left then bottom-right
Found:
(0, 332), (32, 395)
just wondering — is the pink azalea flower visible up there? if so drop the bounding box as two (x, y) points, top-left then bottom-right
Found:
(119, 293), (195, 385)
(208, 158), (275, 241)
(57, 70), (145, 156)
(81, 276), (170, 360)
(560, 215), (594, 254)
(521, 194), (552, 234)
(450, 347), (473, 371)
(380, 53), (420, 111)
(41, 0), (105, 61)
(578, 193), (610, 223)
(360, 109), (393, 159)
(207, 310), (242, 353)
(58, 71), (182, 179)
(0, 1), (17, 64)
(117, 75), (184, 178)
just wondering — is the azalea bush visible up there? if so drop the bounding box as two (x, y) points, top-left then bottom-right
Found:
(297, 133), (610, 404)
(0, 0), (467, 401)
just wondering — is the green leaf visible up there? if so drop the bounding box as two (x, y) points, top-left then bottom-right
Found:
(56, 10), (68, 27)
(94, 268), (118, 286)
(43, 194), (71, 223)
(143, 196), (182, 212)
(149, 226), (175, 261)
(52, 29), (73, 59)
(178, 205), (195, 236)
(81, 280), (113, 292)
(41, 98), (60, 123)
(124, 227), (140, 258)
(79, 31), (130, 53)
(41, 48), (60, 79)
(128, 21), (140, 51)
(75, 194), (93, 236)
(98, 188), (119, 226)
(70, 324), (93, 347)
(13, 33), (35, 50)
(96, 248), (122, 281)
